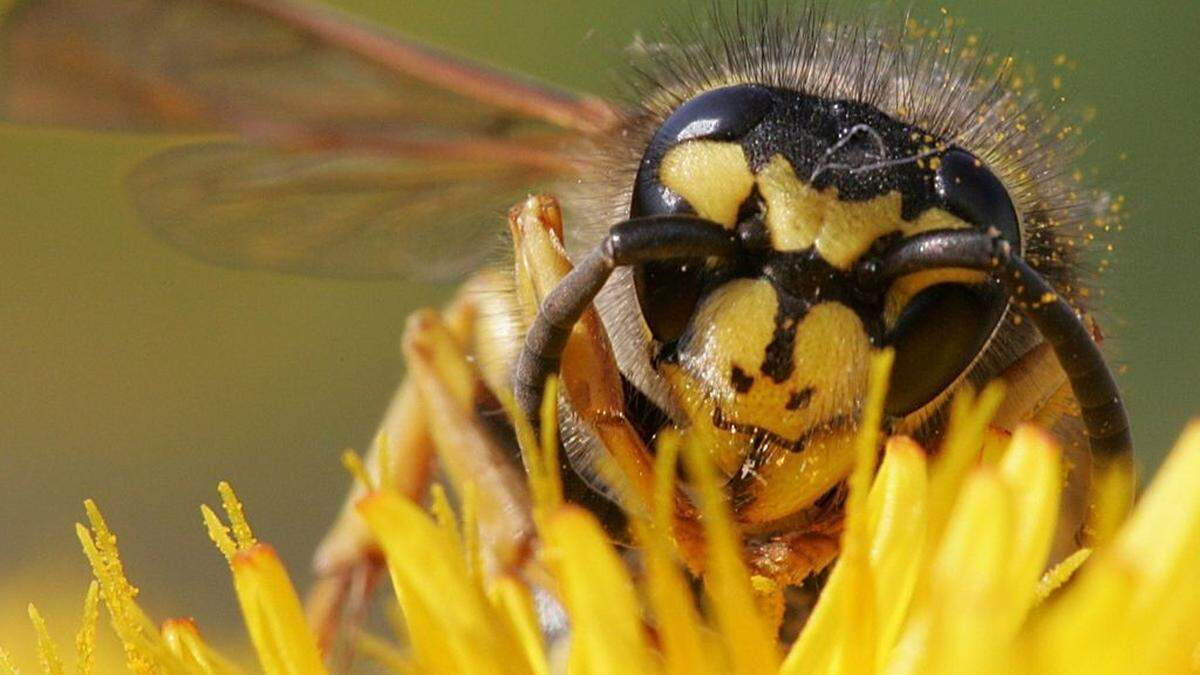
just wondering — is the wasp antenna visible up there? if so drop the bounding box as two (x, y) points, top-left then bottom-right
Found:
(868, 228), (1133, 493)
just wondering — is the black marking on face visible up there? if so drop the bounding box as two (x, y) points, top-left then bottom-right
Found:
(756, 251), (887, 383)
(739, 93), (946, 218)
(713, 406), (808, 453)
(760, 292), (805, 382)
(735, 209), (772, 252)
(735, 185), (767, 236)
(713, 405), (856, 454)
(730, 364), (756, 393)
(785, 387), (815, 411)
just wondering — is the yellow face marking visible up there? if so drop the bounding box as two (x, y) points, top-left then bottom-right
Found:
(756, 154), (820, 250)
(661, 144), (977, 269)
(678, 281), (871, 434)
(659, 278), (871, 520)
(756, 153), (968, 268)
(740, 426), (858, 523)
(658, 140), (755, 226)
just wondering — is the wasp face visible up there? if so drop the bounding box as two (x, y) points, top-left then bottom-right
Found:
(629, 85), (1025, 523)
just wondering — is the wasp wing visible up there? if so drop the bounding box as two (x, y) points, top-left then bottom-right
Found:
(0, 0), (624, 279)
(0, 0), (620, 137)
(127, 141), (554, 280)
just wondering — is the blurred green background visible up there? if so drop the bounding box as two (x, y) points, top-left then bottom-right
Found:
(1, 0), (1196, 663)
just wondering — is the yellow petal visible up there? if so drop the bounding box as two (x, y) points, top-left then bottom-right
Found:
(889, 423), (1060, 675)
(640, 434), (718, 675)
(784, 436), (928, 675)
(229, 545), (326, 675)
(682, 436), (780, 675)
(495, 376), (563, 523)
(889, 470), (1014, 675)
(358, 491), (532, 675)
(1033, 548), (1091, 605)
(203, 484), (323, 675)
(994, 425), (1061, 632)
(217, 482), (256, 551)
(488, 577), (548, 675)
(77, 501), (186, 674)
(340, 449), (375, 493)
(352, 632), (415, 673)
(832, 350), (894, 675)
(0, 648), (17, 675)
(783, 351), (907, 675)
(542, 506), (658, 675)
(462, 482), (484, 589)
(430, 482), (461, 535)
(868, 438), (929, 666)
(926, 384), (1006, 545)
(161, 619), (242, 675)
(202, 505), (238, 562)
(1026, 421), (1200, 675)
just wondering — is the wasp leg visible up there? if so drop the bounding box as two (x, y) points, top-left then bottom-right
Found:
(306, 270), (528, 657)
(306, 376), (434, 659)
(508, 197), (736, 517)
(509, 195), (650, 513)
(402, 308), (536, 567)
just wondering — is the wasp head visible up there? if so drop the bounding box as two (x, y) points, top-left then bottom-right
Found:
(629, 85), (1022, 523)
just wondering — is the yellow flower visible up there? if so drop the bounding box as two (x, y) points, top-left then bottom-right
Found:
(5, 355), (1200, 674)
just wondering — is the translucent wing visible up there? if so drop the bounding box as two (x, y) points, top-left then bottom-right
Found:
(0, 0), (620, 137)
(128, 141), (552, 280)
(0, 0), (624, 278)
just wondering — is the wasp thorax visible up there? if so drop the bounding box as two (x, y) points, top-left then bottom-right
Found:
(629, 84), (1026, 522)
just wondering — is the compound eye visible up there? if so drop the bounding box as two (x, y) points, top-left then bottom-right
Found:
(631, 85), (774, 343)
(884, 150), (1019, 416)
(634, 259), (705, 343)
(934, 148), (1021, 247)
(884, 284), (1005, 415)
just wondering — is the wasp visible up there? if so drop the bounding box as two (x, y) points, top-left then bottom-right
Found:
(1, 0), (1132, 652)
